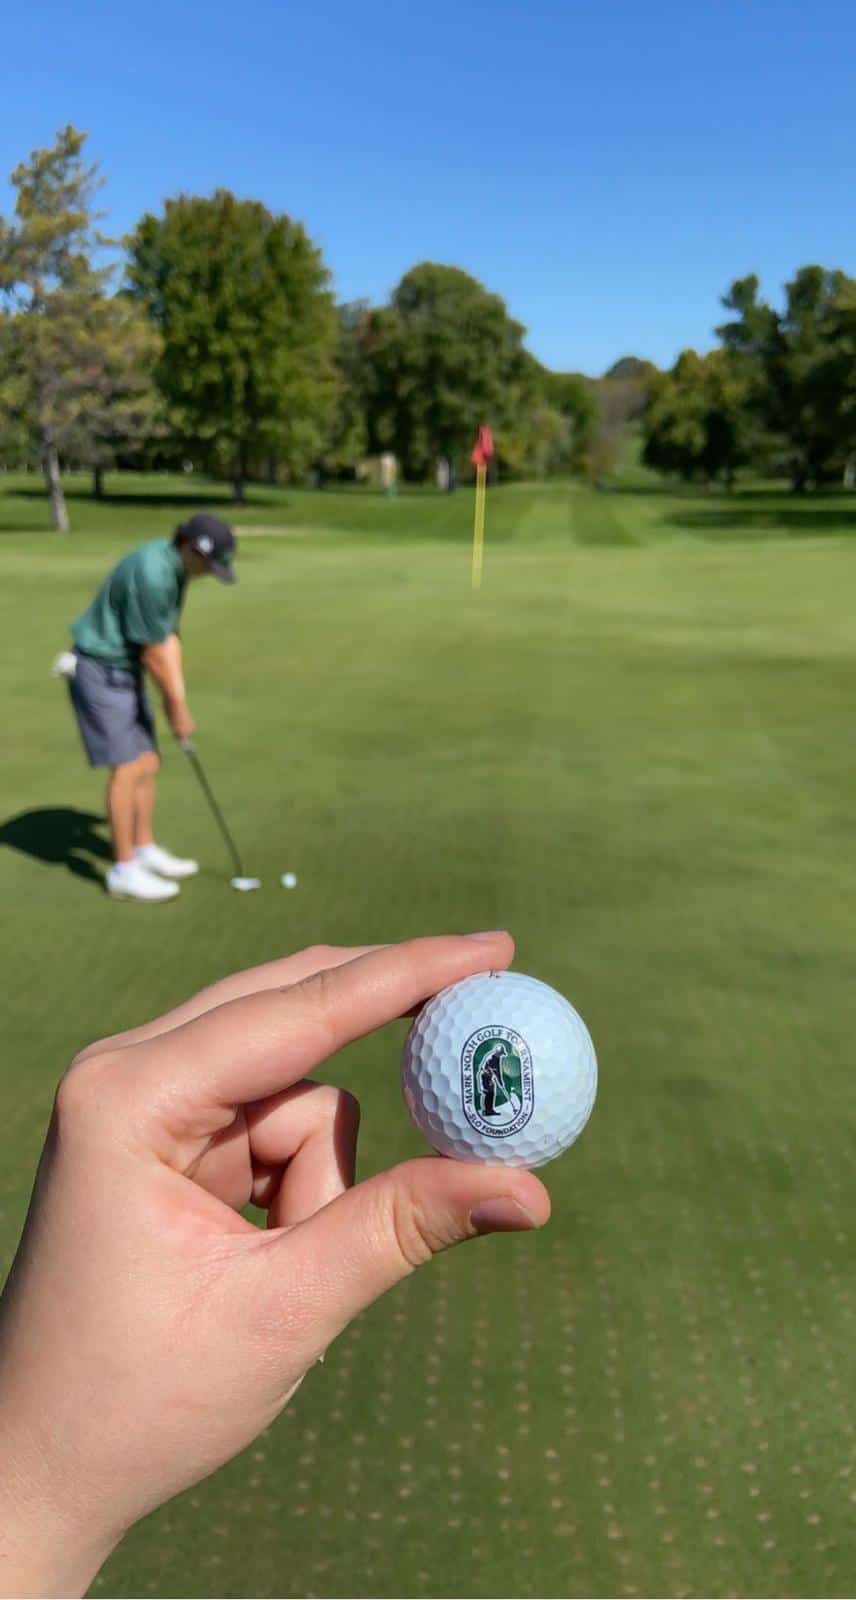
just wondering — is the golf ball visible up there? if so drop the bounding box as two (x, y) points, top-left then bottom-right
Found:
(401, 971), (597, 1168)
(281, 872), (298, 889)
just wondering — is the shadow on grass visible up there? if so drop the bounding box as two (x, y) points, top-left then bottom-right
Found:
(604, 482), (681, 497)
(5, 485), (259, 509)
(0, 807), (110, 887)
(664, 505), (856, 538)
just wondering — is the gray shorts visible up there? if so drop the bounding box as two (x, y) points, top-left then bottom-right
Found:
(69, 651), (158, 768)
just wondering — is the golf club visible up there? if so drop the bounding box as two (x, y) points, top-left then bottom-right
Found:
(181, 740), (260, 891)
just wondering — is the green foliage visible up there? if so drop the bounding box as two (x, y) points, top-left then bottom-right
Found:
(354, 262), (531, 479)
(11, 135), (856, 500)
(538, 367), (599, 473)
(642, 348), (747, 484)
(603, 354), (658, 382)
(126, 191), (337, 498)
(0, 125), (115, 528)
(583, 397), (627, 483)
(635, 267), (856, 491)
(63, 295), (162, 491)
(322, 296), (597, 484)
(319, 301), (370, 476)
(823, 279), (856, 478)
(717, 266), (856, 488)
(0, 315), (33, 467)
(585, 365), (656, 484)
(0, 125), (108, 301)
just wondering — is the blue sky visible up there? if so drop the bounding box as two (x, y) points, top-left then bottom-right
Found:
(3, 0), (856, 374)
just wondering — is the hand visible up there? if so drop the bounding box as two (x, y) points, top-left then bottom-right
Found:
(0, 935), (549, 1598)
(167, 699), (195, 742)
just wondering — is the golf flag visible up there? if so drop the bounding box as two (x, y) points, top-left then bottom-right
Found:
(471, 423), (493, 589)
(472, 423), (494, 467)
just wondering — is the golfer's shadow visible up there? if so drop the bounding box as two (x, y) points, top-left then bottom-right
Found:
(0, 807), (111, 887)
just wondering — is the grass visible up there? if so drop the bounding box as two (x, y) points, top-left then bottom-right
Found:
(0, 470), (854, 1598)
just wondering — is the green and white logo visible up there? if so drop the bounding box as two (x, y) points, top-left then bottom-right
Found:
(461, 1026), (534, 1139)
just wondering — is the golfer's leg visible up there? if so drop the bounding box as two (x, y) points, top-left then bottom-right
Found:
(133, 751), (160, 849)
(106, 759), (144, 864)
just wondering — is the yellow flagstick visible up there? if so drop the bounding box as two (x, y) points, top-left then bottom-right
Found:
(472, 461), (487, 589)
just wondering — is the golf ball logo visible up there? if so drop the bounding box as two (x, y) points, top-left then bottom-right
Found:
(461, 1026), (534, 1139)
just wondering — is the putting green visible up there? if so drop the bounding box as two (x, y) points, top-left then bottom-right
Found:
(0, 475), (853, 1597)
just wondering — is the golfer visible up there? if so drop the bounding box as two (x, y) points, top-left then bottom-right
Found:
(65, 513), (236, 902)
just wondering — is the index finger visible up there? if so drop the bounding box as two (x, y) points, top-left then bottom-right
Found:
(132, 933), (513, 1136)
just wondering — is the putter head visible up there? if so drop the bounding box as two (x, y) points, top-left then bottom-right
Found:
(230, 876), (261, 892)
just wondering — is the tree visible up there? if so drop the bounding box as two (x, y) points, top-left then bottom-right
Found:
(496, 383), (566, 479)
(319, 301), (370, 477)
(776, 266), (856, 487)
(822, 279), (856, 481)
(642, 349), (747, 484)
(0, 314), (32, 468)
(62, 295), (162, 497)
(359, 263), (531, 480)
(603, 356), (658, 383)
(581, 359), (658, 483)
(539, 368), (598, 473)
(0, 126), (111, 531)
(126, 191), (337, 502)
(717, 267), (856, 489)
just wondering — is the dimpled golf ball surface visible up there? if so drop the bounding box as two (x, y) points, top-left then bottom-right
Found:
(401, 971), (597, 1168)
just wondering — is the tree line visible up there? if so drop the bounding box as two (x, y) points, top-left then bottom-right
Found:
(642, 269), (856, 491)
(9, 128), (840, 533)
(0, 128), (606, 531)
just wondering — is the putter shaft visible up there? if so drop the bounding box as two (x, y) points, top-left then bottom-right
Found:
(182, 742), (246, 880)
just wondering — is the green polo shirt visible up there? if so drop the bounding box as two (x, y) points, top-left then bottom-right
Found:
(71, 539), (187, 671)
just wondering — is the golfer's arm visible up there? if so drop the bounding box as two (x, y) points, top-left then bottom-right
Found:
(141, 634), (188, 712)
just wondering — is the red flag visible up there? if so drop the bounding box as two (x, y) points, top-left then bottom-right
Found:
(471, 423), (494, 468)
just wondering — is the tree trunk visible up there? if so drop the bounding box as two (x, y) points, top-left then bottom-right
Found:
(232, 451), (247, 504)
(42, 435), (69, 532)
(93, 464), (104, 500)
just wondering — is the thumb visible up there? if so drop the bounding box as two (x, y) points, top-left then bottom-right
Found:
(264, 1157), (551, 1360)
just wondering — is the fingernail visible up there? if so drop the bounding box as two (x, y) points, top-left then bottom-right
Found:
(470, 1196), (537, 1234)
(465, 929), (509, 941)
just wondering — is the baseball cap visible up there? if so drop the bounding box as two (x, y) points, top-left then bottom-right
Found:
(177, 513), (237, 584)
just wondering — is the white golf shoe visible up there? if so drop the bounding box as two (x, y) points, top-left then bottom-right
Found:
(107, 861), (180, 902)
(135, 843), (200, 880)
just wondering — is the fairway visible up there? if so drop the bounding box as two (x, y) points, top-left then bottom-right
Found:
(1, 476), (854, 1598)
